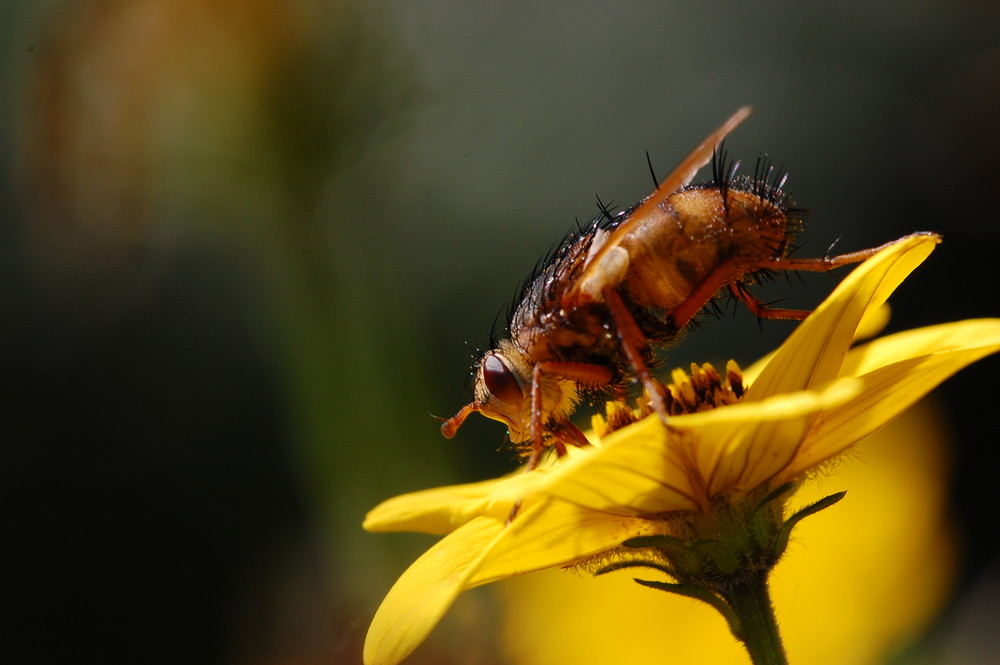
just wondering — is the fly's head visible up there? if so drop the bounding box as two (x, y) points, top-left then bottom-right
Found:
(441, 339), (538, 445)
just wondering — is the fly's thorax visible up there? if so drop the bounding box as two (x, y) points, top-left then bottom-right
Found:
(510, 299), (637, 392)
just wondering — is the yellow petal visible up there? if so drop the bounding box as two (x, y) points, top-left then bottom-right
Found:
(839, 318), (1000, 379)
(364, 516), (506, 665)
(739, 303), (894, 386)
(746, 233), (939, 400)
(489, 417), (699, 514)
(687, 378), (862, 496)
(470, 498), (657, 586)
(363, 477), (518, 534)
(779, 338), (1000, 481)
(365, 499), (652, 665)
(853, 301), (891, 341)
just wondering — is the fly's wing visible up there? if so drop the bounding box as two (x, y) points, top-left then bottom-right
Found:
(569, 106), (752, 300)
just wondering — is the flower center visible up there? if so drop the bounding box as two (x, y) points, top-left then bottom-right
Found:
(593, 360), (745, 437)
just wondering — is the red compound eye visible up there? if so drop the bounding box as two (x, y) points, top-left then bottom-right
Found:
(482, 354), (524, 404)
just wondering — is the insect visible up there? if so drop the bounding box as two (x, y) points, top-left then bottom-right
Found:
(441, 106), (925, 471)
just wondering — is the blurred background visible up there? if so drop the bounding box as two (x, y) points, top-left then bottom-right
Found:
(3, 1), (998, 663)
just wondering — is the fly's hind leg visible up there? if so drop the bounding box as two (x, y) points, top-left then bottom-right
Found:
(759, 232), (939, 273)
(729, 231), (937, 321)
(738, 233), (940, 320)
(731, 241), (877, 321)
(728, 282), (811, 321)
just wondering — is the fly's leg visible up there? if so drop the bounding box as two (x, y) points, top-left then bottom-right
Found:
(507, 361), (615, 524)
(668, 234), (906, 329)
(524, 361), (611, 469)
(525, 363), (548, 472)
(728, 282), (810, 320)
(507, 366), (547, 524)
(550, 417), (591, 448)
(603, 286), (672, 426)
(757, 233), (939, 273)
(537, 361), (615, 392)
(733, 233), (941, 320)
(669, 260), (743, 330)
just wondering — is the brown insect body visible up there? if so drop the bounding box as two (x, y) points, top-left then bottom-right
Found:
(617, 185), (793, 314)
(442, 107), (924, 470)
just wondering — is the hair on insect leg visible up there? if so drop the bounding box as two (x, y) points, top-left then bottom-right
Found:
(824, 237), (844, 260)
(728, 282), (812, 322)
(707, 297), (725, 319)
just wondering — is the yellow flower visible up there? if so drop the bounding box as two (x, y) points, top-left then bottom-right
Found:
(363, 233), (1000, 665)
(496, 401), (955, 665)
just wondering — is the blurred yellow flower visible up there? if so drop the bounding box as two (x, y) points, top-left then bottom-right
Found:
(363, 233), (1000, 665)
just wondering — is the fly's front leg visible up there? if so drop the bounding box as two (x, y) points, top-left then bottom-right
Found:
(524, 361), (610, 467)
(507, 365), (546, 524)
(525, 363), (547, 472)
(507, 361), (609, 524)
(549, 418), (591, 449)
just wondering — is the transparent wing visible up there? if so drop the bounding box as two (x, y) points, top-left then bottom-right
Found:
(570, 106), (752, 300)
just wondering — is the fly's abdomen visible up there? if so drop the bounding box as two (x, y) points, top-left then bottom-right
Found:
(619, 186), (795, 313)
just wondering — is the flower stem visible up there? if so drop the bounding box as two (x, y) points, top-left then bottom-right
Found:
(727, 573), (788, 665)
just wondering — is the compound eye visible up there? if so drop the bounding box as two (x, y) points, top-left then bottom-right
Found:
(482, 354), (524, 405)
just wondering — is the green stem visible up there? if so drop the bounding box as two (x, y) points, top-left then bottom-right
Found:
(726, 573), (788, 665)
